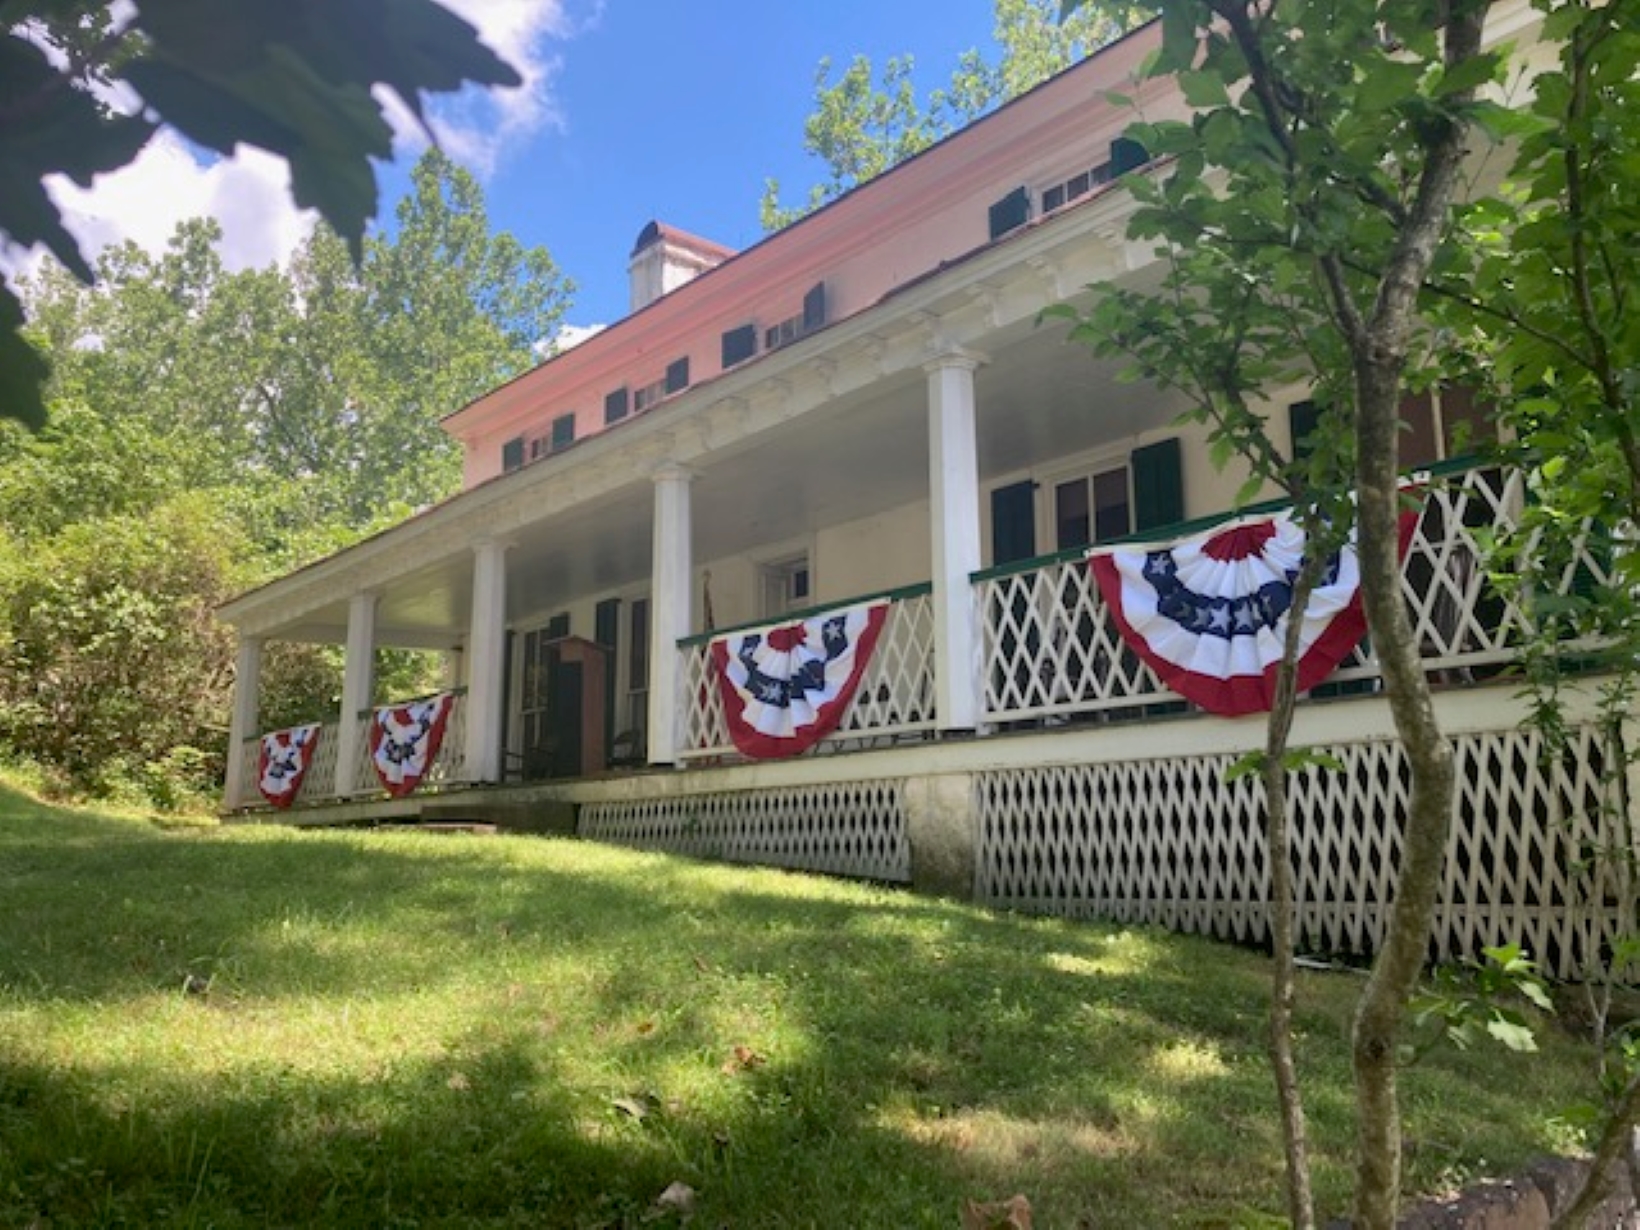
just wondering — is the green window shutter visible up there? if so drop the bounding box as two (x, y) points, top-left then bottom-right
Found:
(1288, 399), (1321, 462)
(1131, 437), (1184, 532)
(604, 387), (629, 424)
(1109, 136), (1149, 176)
(988, 186), (1030, 240)
(722, 323), (757, 368)
(551, 414), (575, 451)
(990, 480), (1037, 565)
(802, 282), (827, 331)
(501, 436), (525, 472)
(665, 357), (690, 394)
(594, 597), (621, 759)
(546, 612), (570, 640)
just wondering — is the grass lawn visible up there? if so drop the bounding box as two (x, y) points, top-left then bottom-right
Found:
(0, 786), (1596, 1228)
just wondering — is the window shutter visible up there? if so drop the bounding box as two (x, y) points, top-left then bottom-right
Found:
(502, 436), (525, 472)
(990, 481), (1037, 565)
(665, 357), (690, 394)
(1131, 437), (1184, 532)
(1288, 399), (1321, 462)
(594, 597), (621, 758)
(988, 186), (1030, 240)
(551, 414), (575, 451)
(1109, 136), (1149, 176)
(604, 387), (629, 424)
(546, 612), (570, 640)
(721, 323), (757, 368)
(802, 282), (827, 331)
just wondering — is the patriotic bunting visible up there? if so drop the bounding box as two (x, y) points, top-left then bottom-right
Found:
(257, 723), (322, 809)
(370, 692), (455, 797)
(711, 599), (890, 759)
(1088, 505), (1419, 717)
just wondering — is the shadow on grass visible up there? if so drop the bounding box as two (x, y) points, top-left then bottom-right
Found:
(0, 787), (1588, 1227)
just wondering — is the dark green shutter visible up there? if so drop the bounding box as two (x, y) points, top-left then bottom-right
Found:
(595, 598), (620, 761)
(1288, 399), (1321, 462)
(665, 357), (690, 393)
(722, 324), (757, 368)
(501, 436), (525, 472)
(551, 414), (575, 450)
(990, 481), (1037, 565)
(988, 186), (1030, 240)
(1110, 136), (1149, 176)
(1131, 437), (1184, 532)
(604, 387), (629, 424)
(802, 282), (827, 331)
(546, 612), (569, 640)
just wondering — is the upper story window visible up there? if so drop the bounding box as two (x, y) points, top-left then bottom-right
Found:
(1039, 138), (1152, 216)
(604, 387), (629, 425)
(502, 436), (525, 473)
(550, 413), (576, 452)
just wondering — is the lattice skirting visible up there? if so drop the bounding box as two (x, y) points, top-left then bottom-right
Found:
(976, 724), (1628, 979)
(579, 781), (912, 883)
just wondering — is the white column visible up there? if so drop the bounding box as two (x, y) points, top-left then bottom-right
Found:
(223, 635), (263, 809)
(927, 350), (985, 731)
(335, 591), (378, 796)
(648, 463), (695, 765)
(464, 539), (510, 784)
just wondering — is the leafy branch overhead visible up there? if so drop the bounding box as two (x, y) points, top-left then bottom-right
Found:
(0, 0), (522, 428)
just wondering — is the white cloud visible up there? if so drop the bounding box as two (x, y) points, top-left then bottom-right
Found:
(13, 0), (577, 278)
(404, 0), (583, 175)
(44, 134), (315, 274)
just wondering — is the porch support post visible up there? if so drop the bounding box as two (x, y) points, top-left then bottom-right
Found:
(465, 539), (510, 784)
(926, 349), (986, 731)
(649, 462), (695, 766)
(223, 635), (263, 809)
(335, 591), (378, 796)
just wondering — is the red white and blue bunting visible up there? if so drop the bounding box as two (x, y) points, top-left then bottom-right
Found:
(1087, 506), (1418, 717)
(257, 723), (322, 809)
(369, 692), (455, 798)
(710, 599), (890, 759)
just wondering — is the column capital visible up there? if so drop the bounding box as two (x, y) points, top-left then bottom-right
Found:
(652, 461), (698, 485)
(472, 536), (515, 556)
(922, 346), (989, 376)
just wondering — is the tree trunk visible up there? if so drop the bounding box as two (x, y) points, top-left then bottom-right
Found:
(1265, 545), (1329, 1230)
(1338, 9), (1485, 1224)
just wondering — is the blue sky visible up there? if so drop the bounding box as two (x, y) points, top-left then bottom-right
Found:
(447, 0), (1006, 328)
(46, 0), (1015, 336)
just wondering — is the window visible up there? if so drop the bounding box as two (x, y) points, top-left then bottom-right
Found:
(550, 414), (575, 452)
(722, 323), (757, 368)
(605, 387), (629, 425)
(634, 379), (666, 412)
(761, 556), (811, 618)
(1055, 467), (1131, 549)
(502, 436), (525, 472)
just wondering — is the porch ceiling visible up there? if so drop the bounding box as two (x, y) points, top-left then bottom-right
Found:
(267, 296), (1177, 650)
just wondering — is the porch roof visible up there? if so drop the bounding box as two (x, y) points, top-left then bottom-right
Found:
(218, 180), (1177, 647)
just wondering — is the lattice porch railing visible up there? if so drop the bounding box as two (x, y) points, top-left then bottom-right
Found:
(975, 465), (1608, 726)
(678, 586), (936, 762)
(975, 721), (1627, 979)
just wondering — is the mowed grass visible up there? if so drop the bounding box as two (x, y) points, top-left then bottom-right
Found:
(0, 786), (1594, 1228)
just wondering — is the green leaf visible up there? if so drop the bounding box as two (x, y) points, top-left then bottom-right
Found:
(1485, 1016), (1539, 1053)
(1179, 70), (1231, 108)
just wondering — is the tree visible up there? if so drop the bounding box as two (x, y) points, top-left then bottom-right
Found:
(1455, 2), (1640, 1220)
(760, 0), (1145, 231)
(1056, 0), (1510, 1223)
(0, 151), (568, 800)
(0, 0), (521, 429)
